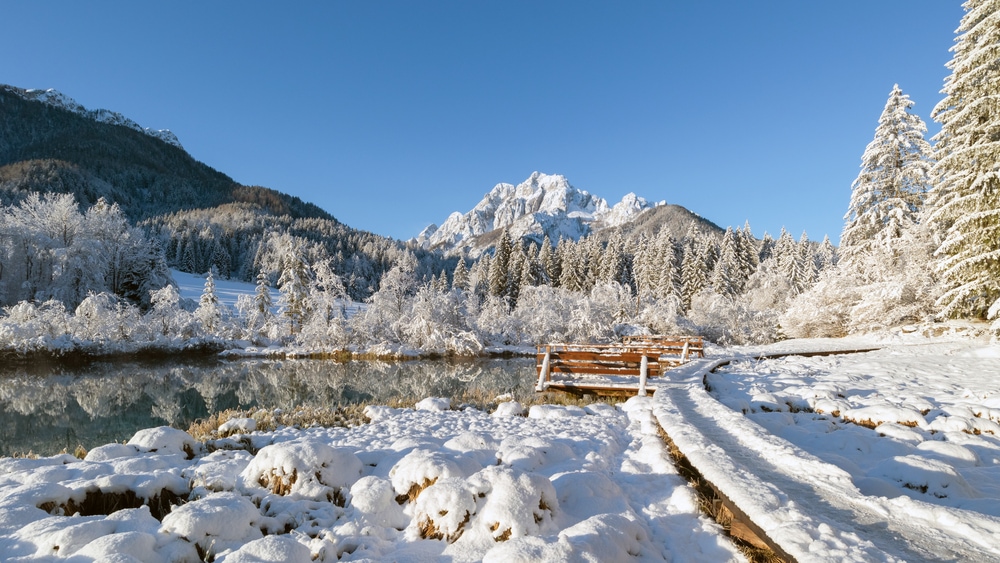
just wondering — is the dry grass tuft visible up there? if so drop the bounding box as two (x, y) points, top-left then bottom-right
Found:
(39, 488), (185, 521)
(396, 477), (438, 505)
(187, 404), (371, 443)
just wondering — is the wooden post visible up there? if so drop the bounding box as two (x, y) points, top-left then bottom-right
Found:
(681, 341), (690, 363)
(638, 354), (649, 396)
(535, 346), (551, 392)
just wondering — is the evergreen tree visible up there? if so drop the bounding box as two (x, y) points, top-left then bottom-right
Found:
(538, 235), (555, 285)
(656, 232), (681, 301)
(489, 230), (513, 298)
(712, 227), (741, 298)
(841, 85), (932, 268)
(452, 256), (470, 292)
(758, 231), (775, 263)
(195, 268), (222, 333)
(928, 0), (1000, 318)
(816, 235), (838, 271)
(277, 244), (312, 335)
(681, 230), (710, 310)
(737, 222), (760, 282)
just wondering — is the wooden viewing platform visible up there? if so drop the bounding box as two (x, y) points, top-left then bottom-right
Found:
(535, 336), (705, 397)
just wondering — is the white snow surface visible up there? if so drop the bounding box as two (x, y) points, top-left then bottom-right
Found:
(2, 337), (1000, 560)
(413, 172), (663, 256)
(10, 86), (185, 150)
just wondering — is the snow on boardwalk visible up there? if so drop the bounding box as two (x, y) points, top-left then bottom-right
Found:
(654, 346), (1000, 561)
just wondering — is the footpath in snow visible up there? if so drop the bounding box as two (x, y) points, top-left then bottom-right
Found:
(655, 338), (1000, 561)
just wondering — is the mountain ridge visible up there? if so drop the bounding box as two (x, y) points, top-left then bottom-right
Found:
(413, 171), (722, 256)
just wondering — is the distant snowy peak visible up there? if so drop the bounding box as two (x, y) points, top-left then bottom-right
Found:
(414, 171), (663, 255)
(9, 86), (184, 150)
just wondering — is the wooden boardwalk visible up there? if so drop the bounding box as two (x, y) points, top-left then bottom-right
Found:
(535, 336), (705, 396)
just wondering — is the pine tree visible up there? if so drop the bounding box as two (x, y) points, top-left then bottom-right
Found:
(816, 235), (838, 271)
(842, 85), (932, 268)
(656, 232), (681, 301)
(928, 0), (1000, 318)
(681, 230), (710, 310)
(489, 230), (513, 298)
(277, 245), (312, 335)
(452, 256), (470, 292)
(712, 227), (741, 298)
(737, 222), (760, 282)
(196, 268), (222, 333)
(538, 235), (555, 285)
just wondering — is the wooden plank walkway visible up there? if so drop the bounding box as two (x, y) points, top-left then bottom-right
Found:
(535, 336), (704, 396)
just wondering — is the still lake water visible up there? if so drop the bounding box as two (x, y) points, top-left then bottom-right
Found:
(0, 355), (536, 457)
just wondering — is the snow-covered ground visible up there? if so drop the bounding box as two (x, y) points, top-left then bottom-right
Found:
(172, 269), (364, 317)
(2, 335), (1000, 561)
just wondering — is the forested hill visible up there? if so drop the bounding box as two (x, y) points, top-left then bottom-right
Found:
(0, 84), (451, 302)
(0, 85), (331, 222)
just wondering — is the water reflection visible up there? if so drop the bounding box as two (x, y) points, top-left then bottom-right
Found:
(0, 356), (535, 457)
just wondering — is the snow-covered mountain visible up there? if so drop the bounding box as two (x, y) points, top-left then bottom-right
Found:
(7, 86), (184, 150)
(414, 172), (663, 256)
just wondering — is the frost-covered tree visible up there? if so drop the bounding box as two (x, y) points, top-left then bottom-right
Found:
(489, 230), (513, 298)
(452, 257), (470, 292)
(711, 227), (740, 298)
(841, 85), (932, 268)
(195, 269), (222, 334)
(928, 0), (1000, 320)
(277, 241), (313, 335)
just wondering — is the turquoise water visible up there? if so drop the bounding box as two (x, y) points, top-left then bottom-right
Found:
(0, 356), (535, 457)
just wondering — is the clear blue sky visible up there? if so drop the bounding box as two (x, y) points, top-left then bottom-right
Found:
(2, 1), (962, 244)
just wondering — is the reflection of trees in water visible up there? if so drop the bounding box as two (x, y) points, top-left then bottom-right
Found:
(0, 357), (534, 456)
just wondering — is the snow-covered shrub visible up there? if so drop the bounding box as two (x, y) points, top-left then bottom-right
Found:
(239, 440), (362, 503)
(780, 269), (858, 338)
(475, 295), (523, 346)
(349, 476), (408, 529)
(215, 535), (312, 563)
(398, 286), (481, 355)
(468, 466), (559, 541)
(128, 426), (201, 459)
(389, 449), (470, 503)
(409, 477), (478, 542)
(159, 492), (264, 557)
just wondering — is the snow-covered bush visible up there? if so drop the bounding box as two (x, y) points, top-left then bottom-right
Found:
(239, 440), (362, 502)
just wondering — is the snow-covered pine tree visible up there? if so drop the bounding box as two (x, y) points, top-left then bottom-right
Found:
(600, 233), (628, 286)
(680, 230), (710, 310)
(816, 235), (838, 271)
(452, 256), (470, 292)
(488, 230), (513, 298)
(928, 0), (1000, 319)
(558, 239), (585, 292)
(737, 222), (760, 283)
(842, 85), (932, 269)
(712, 227), (740, 298)
(277, 244), (313, 335)
(655, 230), (680, 301)
(538, 235), (555, 285)
(195, 268), (222, 333)
(758, 231), (775, 263)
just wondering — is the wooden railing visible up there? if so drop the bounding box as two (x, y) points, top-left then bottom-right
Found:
(535, 336), (705, 396)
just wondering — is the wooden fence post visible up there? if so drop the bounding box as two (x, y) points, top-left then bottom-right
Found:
(638, 354), (649, 396)
(535, 346), (551, 392)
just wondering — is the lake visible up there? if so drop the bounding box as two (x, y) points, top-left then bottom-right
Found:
(0, 355), (536, 457)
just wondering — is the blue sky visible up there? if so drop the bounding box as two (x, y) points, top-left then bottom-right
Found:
(3, 1), (962, 243)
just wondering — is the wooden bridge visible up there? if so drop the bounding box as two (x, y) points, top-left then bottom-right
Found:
(535, 335), (705, 396)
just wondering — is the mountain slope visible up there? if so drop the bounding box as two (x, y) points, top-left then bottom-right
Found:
(414, 171), (721, 255)
(0, 84), (331, 222)
(0, 84), (453, 300)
